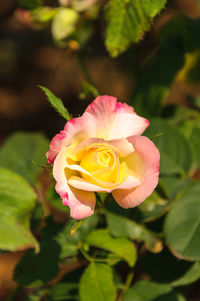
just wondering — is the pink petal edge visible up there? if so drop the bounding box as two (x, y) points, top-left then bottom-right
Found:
(46, 112), (96, 164)
(53, 147), (96, 220)
(112, 135), (160, 209)
(85, 95), (149, 140)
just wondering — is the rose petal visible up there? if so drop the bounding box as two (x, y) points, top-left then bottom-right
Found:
(68, 175), (140, 193)
(85, 95), (149, 140)
(46, 130), (67, 164)
(66, 159), (119, 190)
(112, 136), (160, 208)
(71, 137), (134, 161)
(118, 175), (141, 189)
(46, 112), (96, 163)
(53, 147), (96, 220)
(68, 176), (111, 192)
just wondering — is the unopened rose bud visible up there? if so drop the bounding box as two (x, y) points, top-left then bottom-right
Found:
(52, 8), (79, 42)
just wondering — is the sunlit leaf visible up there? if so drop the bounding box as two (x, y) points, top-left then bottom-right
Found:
(145, 118), (192, 175)
(164, 182), (200, 260)
(32, 7), (58, 23)
(0, 168), (38, 252)
(180, 119), (200, 171)
(50, 283), (78, 300)
(39, 86), (71, 120)
(106, 211), (162, 253)
(79, 263), (116, 301)
(125, 280), (181, 301)
(0, 132), (49, 184)
(85, 229), (137, 267)
(105, 0), (167, 57)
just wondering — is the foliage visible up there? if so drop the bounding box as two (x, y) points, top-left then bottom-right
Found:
(0, 168), (38, 252)
(0, 132), (49, 184)
(80, 263), (117, 301)
(39, 86), (71, 121)
(105, 0), (167, 57)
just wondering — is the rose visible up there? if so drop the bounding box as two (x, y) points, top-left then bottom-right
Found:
(47, 95), (160, 220)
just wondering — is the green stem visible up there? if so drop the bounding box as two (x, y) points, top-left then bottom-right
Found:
(141, 46), (160, 70)
(118, 271), (134, 301)
(80, 248), (116, 264)
(76, 51), (99, 97)
(93, 257), (114, 263)
(80, 248), (94, 262)
(77, 52), (94, 84)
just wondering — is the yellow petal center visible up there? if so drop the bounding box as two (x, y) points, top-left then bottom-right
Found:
(80, 146), (118, 183)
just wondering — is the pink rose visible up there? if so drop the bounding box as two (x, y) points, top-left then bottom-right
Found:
(47, 96), (160, 220)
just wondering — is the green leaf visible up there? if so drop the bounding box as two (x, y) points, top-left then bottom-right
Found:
(79, 263), (117, 301)
(137, 191), (170, 222)
(58, 215), (99, 259)
(174, 108), (200, 172)
(145, 118), (192, 175)
(133, 15), (200, 117)
(131, 20), (186, 116)
(49, 283), (78, 301)
(41, 217), (78, 260)
(177, 294), (187, 301)
(39, 86), (71, 120)
(106, 211), (162, 253)
(159, 177), (191, 200)
(124, 280), (180, 301)
(159, 15), (200, 52)
(25, 288), (49, 301)
(172, 261), (200, 287)
(0, 132), (49, 184)
(171, 105), (200, 125)
(105, 0), (167, 57)
(42, 215), (99, 260)
(14, 239), (60, 287)
(164, 182), (200, 260)
(182, 120), (200, 171)
(85, 229), (137, 267)
(0, 168), (38, 251)
(66, 215), (99, 244)
(32, 7), (59, 24)
(139, 248), (192, 284)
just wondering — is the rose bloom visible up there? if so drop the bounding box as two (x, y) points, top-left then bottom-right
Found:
(47, 96), (160, 220)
